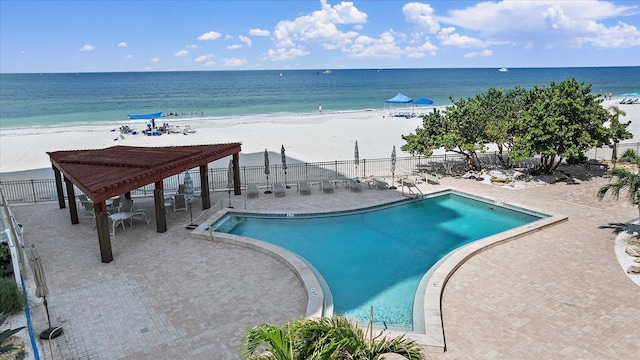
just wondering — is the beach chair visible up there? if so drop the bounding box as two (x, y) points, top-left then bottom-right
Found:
(321, 180), (335, 193)
(298, 181), (311, 195)
(173, 194), (187, 212)
(273, 182), (286, 197)
(246, 184), (259, 198)
(347, 179), (362, 192)
(370, 178), (389, 190)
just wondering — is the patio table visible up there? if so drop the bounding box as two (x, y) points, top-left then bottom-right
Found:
(109, 212), (133, 236)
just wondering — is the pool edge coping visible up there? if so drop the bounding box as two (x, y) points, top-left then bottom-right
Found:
(191, 188), (567, 351)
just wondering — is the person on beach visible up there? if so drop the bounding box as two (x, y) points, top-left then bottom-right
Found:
(319, 104), (322, 114)
(151, 118), (156, 128)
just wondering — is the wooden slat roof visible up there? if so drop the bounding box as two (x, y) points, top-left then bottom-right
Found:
(48, 143), (241, 203)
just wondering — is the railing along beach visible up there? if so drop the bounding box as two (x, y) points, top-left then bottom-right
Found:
(1, 142), (636, 205)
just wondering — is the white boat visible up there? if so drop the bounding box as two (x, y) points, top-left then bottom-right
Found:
(499, 67), (508, 72)
(323, 69), (332, 74)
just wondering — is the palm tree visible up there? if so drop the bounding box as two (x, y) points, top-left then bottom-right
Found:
(597, 159), (640, 219)
(607, 105), (632, 163)
(240, 316), (426, 360)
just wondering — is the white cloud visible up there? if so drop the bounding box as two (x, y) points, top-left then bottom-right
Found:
(346, 31), (404, 59)
(125, 54), (132, 59)
(437, 27), (488, 48)
(439, 0), (640, 49)
(403, 2), (440, 34)
(267, 47), (310, 61)
(194, 54), (214, 62)
(118, 42), (127, 48)
(203, 61), (216, 67)
(464, 49), (493, 58)
(249, 28), (270, 36)
(271, 0), (367, 59)
(227, 44), (242, 50)
(224, 57), (247, 66)
(405, 40), (438, 58)
(79, 44), (95, 52)
(187, 44), (198, 50)
(174, 50), (189, 57)
(239, 35), (252, 47)
(198, 31), (222, 41)
(150, 58), (160, 63)
(224, 35), (233, 41)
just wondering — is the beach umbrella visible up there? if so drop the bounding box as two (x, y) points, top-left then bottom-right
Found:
(28, 244), (63, 340)
(183, 172), (195, 227)
(227, 159), (234, 208)
(281, 145), (290, 188)
(354, 141), (360, 179)
(390, 145), (397, 189)
(264, 149), (272, 194)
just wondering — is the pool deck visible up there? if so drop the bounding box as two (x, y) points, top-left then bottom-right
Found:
(11, 169), (640, 359)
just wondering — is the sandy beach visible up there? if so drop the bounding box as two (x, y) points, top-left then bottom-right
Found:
(1, 99), (638, 179)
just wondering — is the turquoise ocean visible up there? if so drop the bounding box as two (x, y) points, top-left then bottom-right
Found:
(1, 67), (638, 129)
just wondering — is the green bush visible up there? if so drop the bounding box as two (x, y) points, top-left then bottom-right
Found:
(0, 278), (25, 315)
(619, 149), (638, 163)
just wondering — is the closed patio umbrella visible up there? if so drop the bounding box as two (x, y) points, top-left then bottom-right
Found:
(227, 159), (234, 208)
(281, 145), (290, 188)
(390, 145), (397, 189)
(354, 141), (360, 179)
(264, 149), (272, 194)
(28, 244), (63, 339)
(183, 172), (195, 228)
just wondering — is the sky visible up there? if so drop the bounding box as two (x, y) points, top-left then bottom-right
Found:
(1, 0), (639, 73)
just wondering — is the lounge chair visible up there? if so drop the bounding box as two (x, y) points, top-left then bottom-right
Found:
(347, 179), (362, 192)
(246, 183), (259, 198)
(425, 173), (440, 185)
(298, 181), (311, 195)
(273, 182), (286, 197)
(370, 178), (389, 190)
(173, 194), (187, 212)
(321, 180), (335, 193)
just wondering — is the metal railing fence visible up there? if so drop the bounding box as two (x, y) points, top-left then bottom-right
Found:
(2, 142), (637, 205)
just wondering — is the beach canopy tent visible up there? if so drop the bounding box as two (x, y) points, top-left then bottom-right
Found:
(385, 93), (413, 104)
(413, 98), (434, 105)
(620, 92), (640, 97)
(48, 143), (242, 263)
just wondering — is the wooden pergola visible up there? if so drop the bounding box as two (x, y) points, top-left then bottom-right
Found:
(48, 143), (242, 263)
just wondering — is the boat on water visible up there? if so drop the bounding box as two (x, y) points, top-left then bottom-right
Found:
(127, 112), (163, 120)
(323, 69), (332, 74)
(498, 67), (509, 72)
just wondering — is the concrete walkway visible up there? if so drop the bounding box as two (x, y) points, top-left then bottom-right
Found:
(11, 170), (639, 359)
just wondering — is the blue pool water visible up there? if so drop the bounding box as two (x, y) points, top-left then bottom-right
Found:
(212, 193), (543, 330)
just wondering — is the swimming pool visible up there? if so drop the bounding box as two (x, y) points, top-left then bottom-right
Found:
(209, 191), (547, 331)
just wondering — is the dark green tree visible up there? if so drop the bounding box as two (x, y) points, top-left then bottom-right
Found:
(510, 78), (610, 173)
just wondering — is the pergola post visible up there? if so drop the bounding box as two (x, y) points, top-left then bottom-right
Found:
(53, 167), (66, 209)
(154, 181), (167, 233)
(64, 178), (79, 224)
(233, 153), (241, 195)
(94, 201), (113, 263)
(199, 165), (210, 210)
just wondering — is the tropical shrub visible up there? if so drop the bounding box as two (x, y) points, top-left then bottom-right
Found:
(619, 149), (639, 163)
(0, 312), (25, 356)
(0, 279), (24, 315)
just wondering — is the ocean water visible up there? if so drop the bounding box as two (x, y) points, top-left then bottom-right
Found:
(1, 67), (637, 129)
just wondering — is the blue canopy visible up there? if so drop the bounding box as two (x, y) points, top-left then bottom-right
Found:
(127, 112), (162, 120)
(385, 93), (413, 103)
(620, 92), (640, 97)
(413, 98), (433, 105)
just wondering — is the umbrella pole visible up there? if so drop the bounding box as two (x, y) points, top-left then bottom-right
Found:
(389, 171), (397, 190)
(227, 188), (233, 208)
(40, 296), (63, 340)
(265, 175), (272, 194)
(186, 200), (197, 229)
(285, 171), (290, 189)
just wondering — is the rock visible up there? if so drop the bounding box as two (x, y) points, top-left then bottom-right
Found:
(627, 265), (640, 274)
(625, 246), (640, 257)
